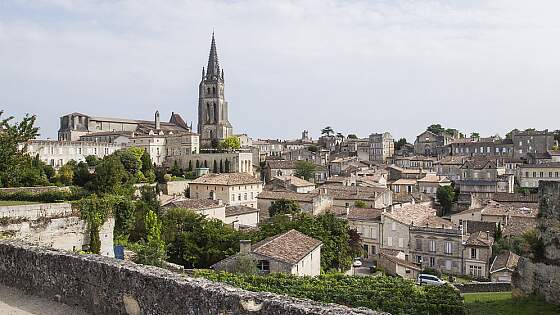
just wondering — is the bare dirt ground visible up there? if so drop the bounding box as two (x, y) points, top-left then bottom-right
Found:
(0, 285), (90, 315)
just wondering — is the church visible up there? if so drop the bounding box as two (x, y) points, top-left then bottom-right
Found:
(197, 32), (234, 147)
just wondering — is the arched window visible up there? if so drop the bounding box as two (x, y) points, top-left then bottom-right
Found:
(207, 87), (210, 95)
(212, 87), (216, 95)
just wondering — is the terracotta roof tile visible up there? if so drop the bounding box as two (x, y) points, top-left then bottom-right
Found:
(252, 229), (322, 264)
(191, 173), (261, 186)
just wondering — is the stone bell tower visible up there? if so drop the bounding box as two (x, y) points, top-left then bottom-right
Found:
(197, 32), (233, 147)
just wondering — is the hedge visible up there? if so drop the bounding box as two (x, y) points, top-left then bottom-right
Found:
(195, 271), (465, 315)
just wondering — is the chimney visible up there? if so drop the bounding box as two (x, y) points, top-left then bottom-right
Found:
(239, 240), (251, 254)
(155, 110), (161, 130)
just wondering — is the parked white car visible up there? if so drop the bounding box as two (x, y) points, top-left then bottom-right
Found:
(352, 258), (363, 267)
(416, 274), (446, 286)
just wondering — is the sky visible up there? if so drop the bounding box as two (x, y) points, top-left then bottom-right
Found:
(1, 0), (560, 142)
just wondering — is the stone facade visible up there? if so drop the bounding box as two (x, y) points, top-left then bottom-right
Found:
(517, 163), (560, 188)
(369, 133), (394, 163)
(409, 226), (463, 275)
(22, 140), (122, 169)
(0, 240), (385, 315)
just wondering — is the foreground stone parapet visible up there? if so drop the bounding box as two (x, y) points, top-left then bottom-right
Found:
(0, 240), (386, 315)
(512, 257), (560, 305)
(538, 181), (560, 264)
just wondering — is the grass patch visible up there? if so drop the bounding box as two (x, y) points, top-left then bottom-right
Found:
(464, 292), (560, 315)
(0, 200), (40, 206)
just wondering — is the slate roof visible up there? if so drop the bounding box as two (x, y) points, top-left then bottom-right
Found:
(464, 220), (497, 237)
(465, 231), (494, 247)
(225, 205), (259, 217)
(433, 156), (468, 165)
(191, 173), (261, 186)
(317, 184), (389, 201)
(252, 229), (322, 265)
(461, 158), (497, 170)
(490, 251), (520, 273)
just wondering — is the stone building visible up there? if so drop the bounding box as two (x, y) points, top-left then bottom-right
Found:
(433, 156), (467, 181)
(456, 158), (514, 204)
(517, 162), (560, 188)
(490, 251), (519, 283)
(162, 199), (226, 222)
(346, 208), (383, 261)
(369, 132), (394, 163)
(263, 160), (298, 182)
(462, 231), (494, 279)
(409, 217), (463, 275)
(268, 175), (316, 193)
(198, 33), (233, 147)
(414, 130), (454, 156)
(58, 111), (191, 141)
(22, 139), (122, 168)
(448, 137), (514, 158)
(381, 204), (437, 258)
(319, 184), (393, 209)
(510, 129), (556, 159)
(257, 190), (333, 217)
(189, 173), (262, 208)
(417, 173), (452, 195)
(212, 230), (322, 276)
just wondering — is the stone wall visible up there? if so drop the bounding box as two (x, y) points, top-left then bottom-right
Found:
(0, 186), (71, 194)
(0, 203), (114, 258)
(0, 241), (385, 315)
(159, 180), (190, 196)
(511, 181), (560, 305)
(453, 282), (511, 293)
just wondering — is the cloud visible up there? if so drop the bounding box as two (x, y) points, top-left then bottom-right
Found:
(1, 0), (560, 141)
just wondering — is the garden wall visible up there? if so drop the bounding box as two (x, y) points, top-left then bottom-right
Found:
(0, 186), (70, 194)
(453, 282), (511, 293)
(0, 203), (114, 257)
(0, 240), (385, 315)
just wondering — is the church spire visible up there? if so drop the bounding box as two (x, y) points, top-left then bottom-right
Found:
(206, 32), (220, 80)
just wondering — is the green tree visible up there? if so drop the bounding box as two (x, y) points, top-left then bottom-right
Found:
(395, 138), (408, 150)
(436, 186), (455, 215)
(73, 161), (91, 186)
(162, 208), (241, 268)
(354, 200), (367, 208)
(347, 134), (358, 139)
(56, 164), (74, 186)
(253, 212), (353, 271)
(136, 209), (167, 267)
(348, 228), (363, 258)
(171, 160), (182, 177)
(140, 149), (153, 174)
(77, 194), (116, 254)
(307, 145), (318, 153)
(89, 156), (132, 195)
(85, 155), (99, 167)
(0, 111), (48, 187)
(294, 160), (316, 181)
(220, 136), (241, 150)
(336, 132), (344, 138)
(470, 132), (480, 138)
(213, 160), (218, 173)
(427, 124), (445, 135)
(114, 198), (136, 241)
(321, 126), (334, 137)
(269, 199), (301, 216)
(117, 149), (141, 176)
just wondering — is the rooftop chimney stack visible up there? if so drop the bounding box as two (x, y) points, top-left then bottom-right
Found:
(239, 240), (251, 254)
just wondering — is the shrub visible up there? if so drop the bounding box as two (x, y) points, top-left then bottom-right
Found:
(0, 188), (84, 203)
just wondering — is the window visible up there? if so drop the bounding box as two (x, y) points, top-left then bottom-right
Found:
(416, 239), (423, 251)
(470, 248), (477, 259)
(444, 242), (452, 254)
(238, 195), (241, 201)
(416, 255), (422, 263)
(398, 238), (404, 248)
(556, 172), (559, 178)
(231, 194), (235, 202)
(244, 193), (247, 200)
(391, 222), (396, 231)
(445, 260), (452, 270)
(257, 260), (270, 273)
(540, 172), (544, 178)
(429, 240), (436, 252)
(549, 172), (553, 178)
(468, 265), (482, 277)
(363, 244), (369, 258)
(429, 257), (435, 267)
(387, 237), (393, 247)
(525, 171), (529, 178)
